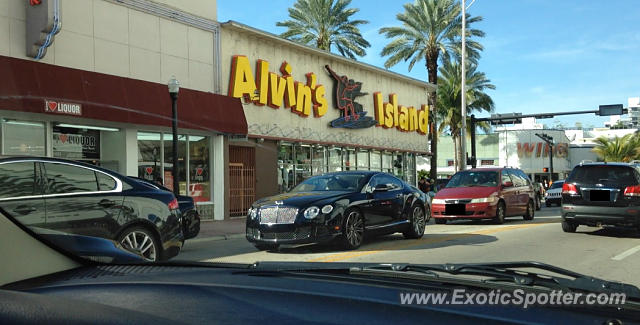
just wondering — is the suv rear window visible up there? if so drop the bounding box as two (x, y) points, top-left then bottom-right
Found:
(567, 165), (640, 185)
(549, 181), (564, 189)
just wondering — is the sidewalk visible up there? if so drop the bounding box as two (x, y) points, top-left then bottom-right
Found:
(190, 217), (246, 243)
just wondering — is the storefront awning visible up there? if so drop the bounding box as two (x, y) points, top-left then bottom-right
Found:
(0, 55), (247, 135)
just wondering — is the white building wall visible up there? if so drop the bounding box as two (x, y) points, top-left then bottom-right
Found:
(499, 129), (571, 175)
(1, 0), (216, 93)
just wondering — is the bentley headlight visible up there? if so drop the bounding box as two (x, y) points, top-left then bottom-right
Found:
(248, 207), (257, 219)
(321, 205), (333, 214)
(304, 206), (320, 219)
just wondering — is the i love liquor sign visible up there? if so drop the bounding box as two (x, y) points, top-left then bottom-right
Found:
(45, 100), (82, 116)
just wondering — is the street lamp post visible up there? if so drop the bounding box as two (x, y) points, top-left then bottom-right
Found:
(168, 76), (180, 197)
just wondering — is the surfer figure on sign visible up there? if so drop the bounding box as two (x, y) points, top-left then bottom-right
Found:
(325, 65), (367, 121)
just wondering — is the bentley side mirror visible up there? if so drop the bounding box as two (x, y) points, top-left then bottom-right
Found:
(502, 181), (514, 188)
(374, 184), (391, 192)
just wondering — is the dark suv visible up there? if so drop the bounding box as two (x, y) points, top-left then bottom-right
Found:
(0, 157), (184, 261)
(561, 162), (640, 232)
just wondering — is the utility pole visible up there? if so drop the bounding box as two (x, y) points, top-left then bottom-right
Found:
(460, 0), (467, 170)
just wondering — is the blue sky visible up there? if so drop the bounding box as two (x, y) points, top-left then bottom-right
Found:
(218, 0), (640, 128)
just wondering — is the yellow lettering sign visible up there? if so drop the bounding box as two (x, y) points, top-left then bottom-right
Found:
(228, 55), (256, 100)
(229, 57), (328, 118)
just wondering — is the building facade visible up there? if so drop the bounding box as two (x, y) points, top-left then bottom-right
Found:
(1, 0), (436, 219)
(218, 22), (435, 216)
(0, 0), (237, 220)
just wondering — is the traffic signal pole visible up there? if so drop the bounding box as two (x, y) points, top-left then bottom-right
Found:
(468, 105), (626, 171)
(549, 143), (554, 182)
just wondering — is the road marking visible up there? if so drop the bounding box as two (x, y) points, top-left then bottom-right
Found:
(612, 245), (640, 261)
(308, 222), (552, 263)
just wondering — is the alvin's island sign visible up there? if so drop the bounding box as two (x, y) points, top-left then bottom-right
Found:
(228, 55), (428, 134)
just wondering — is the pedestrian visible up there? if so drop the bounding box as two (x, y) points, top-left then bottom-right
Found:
(418, 177), (429, 193)
(155, 177), (163, 186)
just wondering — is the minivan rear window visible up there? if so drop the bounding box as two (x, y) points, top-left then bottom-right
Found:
(567, 166), (639, 184)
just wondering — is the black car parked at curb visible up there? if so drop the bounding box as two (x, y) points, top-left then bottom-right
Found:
(130, 177), (201, 240)
(0, 157), (183, 261)
(561, 162), (640, 233)
(246, 171), (429, 251)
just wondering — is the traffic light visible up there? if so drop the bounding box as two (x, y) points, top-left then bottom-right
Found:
(543, 167), (549, 172)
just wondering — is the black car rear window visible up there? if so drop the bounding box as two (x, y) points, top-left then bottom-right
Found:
(567, 165), (640, 184)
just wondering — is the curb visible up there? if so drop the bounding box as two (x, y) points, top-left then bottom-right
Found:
(188, 233), (245, 243)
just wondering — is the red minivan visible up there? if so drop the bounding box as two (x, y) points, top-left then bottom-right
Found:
(431, 168), (536, 224)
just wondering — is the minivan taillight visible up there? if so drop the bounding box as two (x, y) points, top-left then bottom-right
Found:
(624, 185), (640, 197)
(168, 198), (179, 210)
(562, 183), (578, 195)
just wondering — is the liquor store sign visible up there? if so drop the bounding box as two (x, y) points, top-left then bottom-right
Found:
(228, 55), (429, 134)
(45, 100), (82, 116)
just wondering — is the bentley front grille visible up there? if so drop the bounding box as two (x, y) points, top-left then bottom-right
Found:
(258, 206), (299, 224)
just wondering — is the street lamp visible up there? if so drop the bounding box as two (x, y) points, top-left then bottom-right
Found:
(168, 76), (180, 196)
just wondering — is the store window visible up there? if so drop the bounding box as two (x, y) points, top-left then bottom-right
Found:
(52, 125), (100, 160)
(295, 145), (312, 186)
(344, 149), (356, 171)
(328, 147), (342, 172)
(278, 143), (294, 192)
(406, 153), (416, 185)
(393, 153), (404, 178)
(357, 150), (369, 170)
(382, 152), (393, 174)
(2, 120), (45, 156)
(164, 134), (187, 195)
(370, 151), (381, 171)
(137, 132), (162, 183)
(312, 146), (326, 175)
(189, 136), (210, 202)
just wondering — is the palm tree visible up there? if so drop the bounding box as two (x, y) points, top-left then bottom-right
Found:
(592, 134), (640, 162)
(436, 59), (494, 171)
(276, 0), (370, 59)
(379, 0), (484, 179)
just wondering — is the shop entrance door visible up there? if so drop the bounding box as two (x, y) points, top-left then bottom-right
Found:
(229, 146), (255, 217)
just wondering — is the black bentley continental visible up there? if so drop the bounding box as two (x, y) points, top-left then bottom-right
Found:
(246, 171), (430, 250)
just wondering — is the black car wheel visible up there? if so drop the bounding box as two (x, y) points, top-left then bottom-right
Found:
(562, 220), (577, 233)
(403, 205), (426, 239)
(494, 201), (506, 224)
(342, 209), (364, 250)
(434, 218), (447, 225)
(118, 226), (161, 262)
(254, 244), (279, 251)
(535, 196), (541, 211)
(523, 200), (534, 221)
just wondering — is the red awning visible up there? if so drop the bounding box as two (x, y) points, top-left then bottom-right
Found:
(0, 55), (247, 135)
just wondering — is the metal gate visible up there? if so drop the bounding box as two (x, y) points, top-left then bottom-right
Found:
(229, 146), (255, 216)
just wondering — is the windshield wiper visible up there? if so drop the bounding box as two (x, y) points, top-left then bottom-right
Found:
(354, 261), (640, 299)
(245, 261), (640, 299)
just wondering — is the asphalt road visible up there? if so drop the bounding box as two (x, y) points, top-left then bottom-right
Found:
(176, 206), (640, 287)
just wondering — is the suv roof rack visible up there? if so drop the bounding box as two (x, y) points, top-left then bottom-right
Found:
(579, 160), (594, 165)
